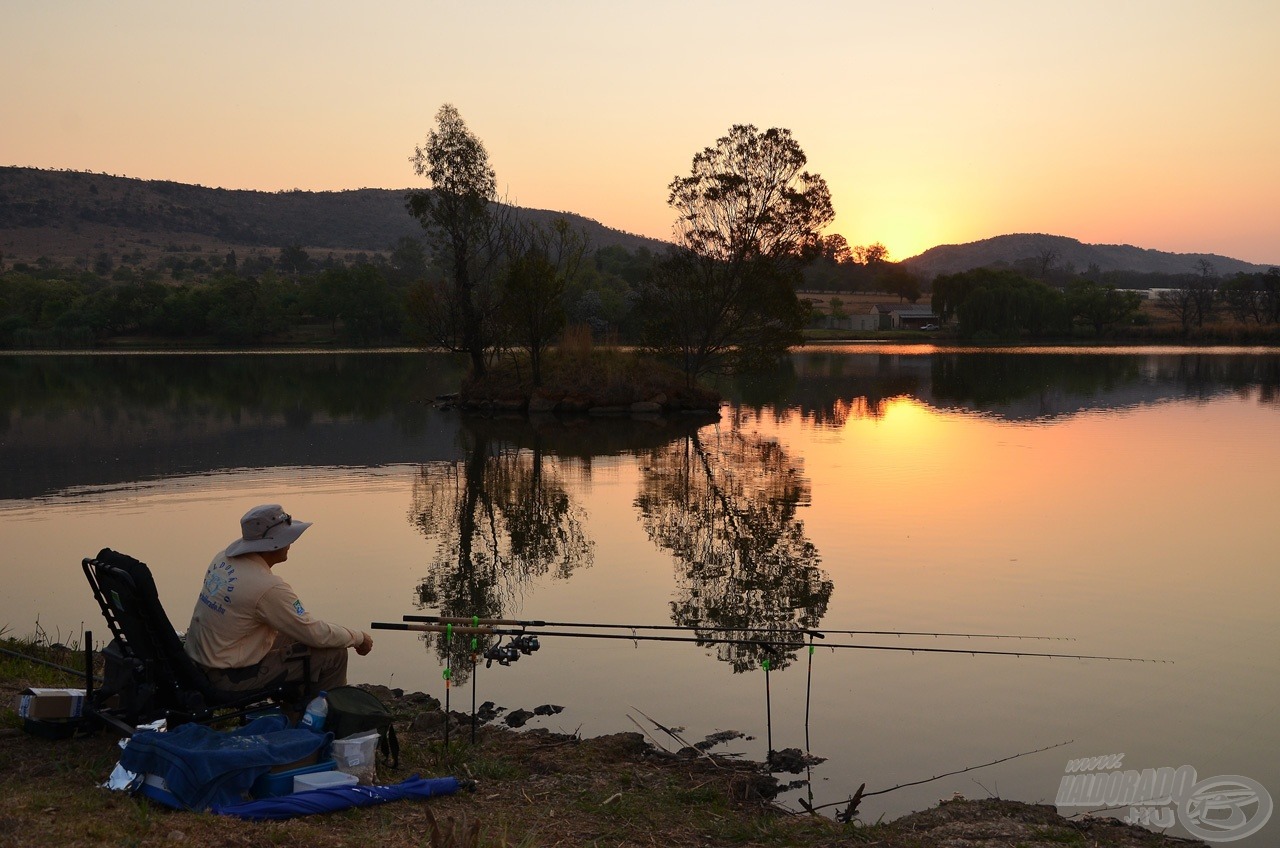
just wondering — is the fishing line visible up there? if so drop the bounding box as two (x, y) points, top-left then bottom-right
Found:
(473, 616), (483, 744)
(375, 623), (1167, 663)
(764, 657), (773, 767)
(403, 615), (1069, 642)
(442, 622), (452, 750)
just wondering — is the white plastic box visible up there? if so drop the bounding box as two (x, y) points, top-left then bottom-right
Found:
(293, 770), (358, 792)
(331, 730), (380, 781)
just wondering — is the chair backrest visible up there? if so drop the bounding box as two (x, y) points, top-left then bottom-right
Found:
(83, 548), (219, 706)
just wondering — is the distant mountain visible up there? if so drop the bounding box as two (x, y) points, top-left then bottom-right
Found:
(0, 166), (667, 264)
(6, 168), (1272, 279)
(901, 233), (1274, 278)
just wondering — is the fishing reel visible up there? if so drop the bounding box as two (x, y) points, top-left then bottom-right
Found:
(483, 644), (521, 667)
(511, 634), (540, 655)
(483, 634), (540, 667)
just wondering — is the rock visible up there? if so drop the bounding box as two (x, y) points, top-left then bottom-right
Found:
(404, 691), (441, 710)
(629, 401), (661, 414)
(532, 704), (563, 716)
(476, 701), (505, 723)
(695, 729), (745, 751)
(504, 708), (535, 728)
(588, 406), (628, 415)
(649, 393), (668, 406)
(767, 747), (826, 774)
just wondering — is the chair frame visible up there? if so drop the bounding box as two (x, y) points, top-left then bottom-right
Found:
(81, 548), (307, 735)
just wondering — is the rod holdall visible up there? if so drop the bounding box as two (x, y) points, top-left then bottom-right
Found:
(324, 685), (400, 768)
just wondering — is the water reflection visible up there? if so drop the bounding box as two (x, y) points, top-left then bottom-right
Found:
(410, 421), (595, 681)
(634, 413), (831, 672)
(727, 350), (1280, 427)
(0, 352), (467, 499)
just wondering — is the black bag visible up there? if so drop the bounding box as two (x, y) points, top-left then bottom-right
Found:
(325, 685), (399, 768)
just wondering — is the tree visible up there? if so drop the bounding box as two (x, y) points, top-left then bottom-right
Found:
(1066, 280), (1142, 336)
(277, 243), (310, 277)
(502, 218), (587, 387)
(851, 242), (889, 266)
(1190, 259), (1218, 327)
(820, 234), (853, 264)
(388, 235), (429, 286)
(932, 268), (1068, 339)
(407, 104), (506, 376)
(1221, 273), (1264, 324)
(1156, 281), (1198, 335)
(639, 124), (833, 382)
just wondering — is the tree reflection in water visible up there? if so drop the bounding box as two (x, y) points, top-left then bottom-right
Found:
(635, 413), (831, 672)
(410, 425), (594, 681)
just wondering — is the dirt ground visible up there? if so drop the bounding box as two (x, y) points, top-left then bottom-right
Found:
(2, 658), (1206, 848)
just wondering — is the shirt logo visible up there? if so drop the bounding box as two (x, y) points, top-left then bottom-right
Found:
(293, 599), (306, 617)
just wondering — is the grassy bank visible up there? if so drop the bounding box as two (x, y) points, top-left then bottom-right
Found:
(460, 342), (721, 414)
(0, 637), (1204, 847)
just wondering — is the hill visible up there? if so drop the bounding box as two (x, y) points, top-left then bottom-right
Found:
(0, 166), (667, 266)
(901, 233), (1274, 278)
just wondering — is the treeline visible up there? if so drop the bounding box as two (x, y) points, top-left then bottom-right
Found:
(932, 269), (1145, 339)
(802, 238), (925, 301)
(0, 238), (659, 349)
(932, 266), (1280, 340)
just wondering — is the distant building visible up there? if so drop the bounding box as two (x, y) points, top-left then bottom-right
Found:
(810, 311), (879, 332)
(871, 303), (939, 330)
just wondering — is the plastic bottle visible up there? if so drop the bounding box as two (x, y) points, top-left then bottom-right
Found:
(299, 690), (328, 732)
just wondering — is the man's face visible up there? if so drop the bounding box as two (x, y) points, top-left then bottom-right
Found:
(264, 545), (291, 566)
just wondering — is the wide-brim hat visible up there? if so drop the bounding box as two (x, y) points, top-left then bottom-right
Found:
(226, 503), (312, 557)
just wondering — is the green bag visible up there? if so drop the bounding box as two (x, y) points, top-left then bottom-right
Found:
(324, 685), (400, 769)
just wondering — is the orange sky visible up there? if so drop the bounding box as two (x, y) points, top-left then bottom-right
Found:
(2, 1), (1277, 264)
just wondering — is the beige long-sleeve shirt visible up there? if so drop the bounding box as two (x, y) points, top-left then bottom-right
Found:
(184, 549), (366, 669)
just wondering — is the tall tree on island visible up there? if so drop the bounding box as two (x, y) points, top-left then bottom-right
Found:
(406, 104), (507, 377)
(502, 217), (588, 387)
(639, 124), (834, 383)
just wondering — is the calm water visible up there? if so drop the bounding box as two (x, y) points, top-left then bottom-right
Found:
(2, 348), (1278, 843)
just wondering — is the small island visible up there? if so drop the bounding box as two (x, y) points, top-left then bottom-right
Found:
(450, 348), (721, 416)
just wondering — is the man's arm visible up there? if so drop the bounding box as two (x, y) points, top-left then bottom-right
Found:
(257, 583), (370, 651)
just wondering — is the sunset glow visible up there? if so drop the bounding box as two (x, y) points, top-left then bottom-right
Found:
(2, 1), (1278, 264)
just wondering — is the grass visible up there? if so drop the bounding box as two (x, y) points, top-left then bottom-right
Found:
(0, 638), (1205, 847)
(465, 341), (719, 409)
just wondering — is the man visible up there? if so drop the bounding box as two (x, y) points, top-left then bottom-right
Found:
(185, 503), (373, 700)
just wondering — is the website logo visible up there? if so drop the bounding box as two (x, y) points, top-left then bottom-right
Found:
(1055, 755), (1271, 843)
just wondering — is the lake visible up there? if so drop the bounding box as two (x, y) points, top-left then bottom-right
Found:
(2, 346), (1277, 844)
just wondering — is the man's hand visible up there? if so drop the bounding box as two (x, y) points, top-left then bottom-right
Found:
(355, 633), (374, 656)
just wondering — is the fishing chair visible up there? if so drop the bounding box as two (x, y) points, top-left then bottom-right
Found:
(81, 548), (308, 735)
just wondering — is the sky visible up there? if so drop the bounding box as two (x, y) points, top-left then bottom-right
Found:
(3, 0), (1278, 264)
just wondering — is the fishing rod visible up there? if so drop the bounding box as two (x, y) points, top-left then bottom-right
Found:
(402, 615), (1073, 642)
(0, 645), (103, 684)
(373, 622), (1166, 663)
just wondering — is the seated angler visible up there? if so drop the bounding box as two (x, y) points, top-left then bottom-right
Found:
(184, 503), (373, 701)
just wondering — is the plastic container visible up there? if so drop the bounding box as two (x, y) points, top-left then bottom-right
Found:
(299, 691), (328, 732)
(250, 759), (338, 798)
(294, 770), (358, 792)
(332, 730), (380, 784)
